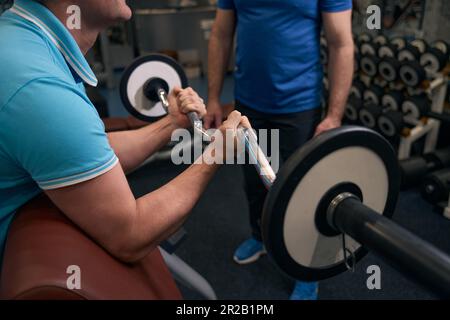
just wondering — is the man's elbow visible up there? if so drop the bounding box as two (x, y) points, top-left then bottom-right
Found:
(108, 240), (157, 264)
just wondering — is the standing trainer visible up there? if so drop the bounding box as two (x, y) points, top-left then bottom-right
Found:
(205, 0), (354, 300)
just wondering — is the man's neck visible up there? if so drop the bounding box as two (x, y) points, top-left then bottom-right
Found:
(44, 2), (98, 55)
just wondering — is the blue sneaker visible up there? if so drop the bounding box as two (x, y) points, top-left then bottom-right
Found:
(233, 238), (266, 265)
(289, 281), (319, 300)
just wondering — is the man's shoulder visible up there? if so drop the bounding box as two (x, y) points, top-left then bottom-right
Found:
(0, 16), (67, 108)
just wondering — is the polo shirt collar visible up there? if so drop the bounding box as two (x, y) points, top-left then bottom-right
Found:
(10, 0), (98, 86)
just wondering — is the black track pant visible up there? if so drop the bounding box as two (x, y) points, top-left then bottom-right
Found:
(236, 101), (322, 241)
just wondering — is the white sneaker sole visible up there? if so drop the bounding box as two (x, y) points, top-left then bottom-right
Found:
(233, 249), (267, 265)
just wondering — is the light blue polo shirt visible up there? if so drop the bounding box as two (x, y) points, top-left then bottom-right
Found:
(218, 0), (352, 114)
(0, 0), (118, 262)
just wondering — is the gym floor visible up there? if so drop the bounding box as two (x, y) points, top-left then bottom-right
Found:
(105, 74), (450, 300)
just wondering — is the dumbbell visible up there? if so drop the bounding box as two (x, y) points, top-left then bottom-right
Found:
(344, 95), (363, 124)
(377, 110), (405, 138)
(378, 37), (407, 59)
(420, 40), (450, 74)
(400, 147), (450, 188)
(320, 37), (328, 66)
(363, 84), (384, 105)
(399, 60), (426, 87)
(381, 90), (405, 111)
(378, 57), (401, 82)
(400, 94), (450, 131)
(359, 103), (382, 129)
(120, 54), (201, 128)
(373, 34), (388, 46)
(360, 55), (380, 77)
(401, 94), (430, 119)
(398, 39), (428, 62)
(360, 42), (379, 57)
(422, 169), (450, 204)
(354, 53), (360, 74)
(350, 79), (366, 99)
(357, 32), (372, 44)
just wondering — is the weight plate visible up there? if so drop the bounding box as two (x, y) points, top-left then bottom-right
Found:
(360, 56), (378, 77)
(398, 44), (421, 62)
(378, 44), (396, 59)
(420, 48), (447, 74)
(364, 85), (384, 106)
(120, 54), (188, 122)
(432, 40), (450, 56)
(379, 58), (400, 82)
(399, 61), (426, 87)
(402, 95), (430, 119)
(358, 33), (372, 43)
(391, 37), (406, 50)
(359, 104), (381, 129)
(345, 96), (363, 122)
(321, 46), (328, 65)
(361, 43), (379, 56)
(378, 110), (404, 138)
(350, 80), (366, 99)
(373, 35), (388, 46)
(382, 91), (404, 111)
(411, 39), (428, 54)
(262, 126), (399, 281)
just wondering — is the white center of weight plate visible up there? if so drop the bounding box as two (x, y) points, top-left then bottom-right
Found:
(127, 61), (183, 118)
(282, 146), (389, 268)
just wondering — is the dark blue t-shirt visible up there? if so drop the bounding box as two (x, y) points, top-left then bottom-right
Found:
(218, 0), (352, 114)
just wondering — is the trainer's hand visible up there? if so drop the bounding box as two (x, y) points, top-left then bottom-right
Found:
(168, 87), (206, 128)
(204, 100), (223, 129)
(314, 115), (341, 137)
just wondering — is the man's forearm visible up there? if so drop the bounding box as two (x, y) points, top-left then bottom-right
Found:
(208, 32), (233, 101)
(129, 160), (220, 260)
(108, 116), (175, 173)
(326, 44), (354, 120)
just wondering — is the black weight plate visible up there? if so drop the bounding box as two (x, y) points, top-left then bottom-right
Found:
(120, 54), (188, 122)
(399, 60), (426, 87)
(344, 96), (363, 123)
(379, 57), (400, 82)
(402, 94), (430, 119)
(382, 90), (404, 111)
(350, 79), (366, 99)
(398, 44), (421, 62)
(360, 55), (379, 77)
(359, 104), (382, 129)
(378, 110), (404, 138)
(363, 85), (384, 105)
(262, 126), (400, 281)
(421, 48), (448, 74)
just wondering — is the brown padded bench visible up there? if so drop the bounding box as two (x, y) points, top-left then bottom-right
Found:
(0, 195), (182, 300)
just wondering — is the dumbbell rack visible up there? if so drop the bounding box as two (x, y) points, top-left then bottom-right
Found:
(397, 74), (448, 160)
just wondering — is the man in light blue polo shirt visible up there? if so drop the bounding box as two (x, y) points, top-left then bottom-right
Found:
(205, 0), (354, 299)
(0, 0), (248, 270)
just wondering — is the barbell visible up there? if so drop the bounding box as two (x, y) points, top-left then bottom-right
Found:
(121, 54), (450, 297)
